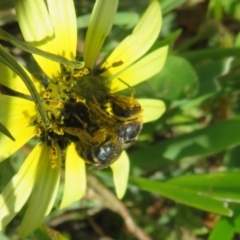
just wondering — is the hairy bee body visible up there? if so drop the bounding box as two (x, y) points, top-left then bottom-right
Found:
(76, 137), (123, 170)
(61, 68), (143, 169)
(63, 126), (124, 169)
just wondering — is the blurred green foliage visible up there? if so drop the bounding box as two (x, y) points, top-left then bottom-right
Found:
(1, 0), (240, 239)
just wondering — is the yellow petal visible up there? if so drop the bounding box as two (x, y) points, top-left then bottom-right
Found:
(0, 95), (36, 129)
(0, 95), (37, 161)
(15, 0), (54, 42)
(0, 127), (35, 162)
(102, 0), (162, 77)
(19, 144), (61, 237)
(32, 41), (61, 80)
(0, 145), (42, 230)
(83, 0), (118, 68)
(47, 0), (77, 60)
(110, 46), (169, 92)
(59, 143), (86, 209)
(0, 63), (43, 95)
(138, 99), (166, 123)
(110, 151), (129, 199)
(15, 0), (60, 79)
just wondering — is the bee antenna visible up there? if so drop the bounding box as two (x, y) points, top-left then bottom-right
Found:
(91, 95), (99, 105)
(117, 78), (135, 97)
(74, 114), (87, 129)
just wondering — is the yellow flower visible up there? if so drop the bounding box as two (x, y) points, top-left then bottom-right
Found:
(0, 0), (168, 237)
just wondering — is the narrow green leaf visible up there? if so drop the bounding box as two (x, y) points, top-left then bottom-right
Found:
(182, 48), (240, 62)
(0, 28), (84, 69)
(0, 45), (46, 124)
(150, 29), (182, 51)
(168, 172), (240, 202)
(130, 116), (240, 168)
(130, 177), (232, 216)
(208, 218), (235, 240)
(0, 122), (15, 141)
(77, 12), (140, 29)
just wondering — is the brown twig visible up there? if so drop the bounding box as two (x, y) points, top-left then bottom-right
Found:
(87, 175), (152, 240)
(87, 214), (106, 237)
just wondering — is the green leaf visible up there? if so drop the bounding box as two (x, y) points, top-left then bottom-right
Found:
(77, 14), (90, 29)
(0, 232), (10, 240)
(220, 0), (240, 21)
(130, 116), (240, 169)
(0, 28), (84, 69)
(195, 59), (231, 95)
(150, 29), (182, 50)
(235, 32), (240, 47)
(234, 214), (240, 233)
(113, 12), (140, 27)
(224, 146), (240, 168)
(157, 56), (199, 100)
(208, 218), (235, 240)
(0, 122), (15, 141)
(34, 226), (53, 240)
(130, 177), (232, 216)
(0, 45), (47, 124)
(160, 0), (189, 14)
(168, 172), (240, 202)
(136, 56), (199, 101)
(182, 48), (240, 62)
(77, 12), (140, 29)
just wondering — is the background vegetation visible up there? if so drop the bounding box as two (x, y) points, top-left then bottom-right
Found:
(1, 0), (240, 239)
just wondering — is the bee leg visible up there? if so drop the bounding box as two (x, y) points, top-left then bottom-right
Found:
(62, 127), (93, 144)
(89, 96), (115, 127)
(73, 114), (88, 129)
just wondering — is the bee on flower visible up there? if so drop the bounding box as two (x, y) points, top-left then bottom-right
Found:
(0, 0), (168, 237)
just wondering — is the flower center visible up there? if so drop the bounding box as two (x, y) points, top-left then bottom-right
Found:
(35, 65), (143, 169)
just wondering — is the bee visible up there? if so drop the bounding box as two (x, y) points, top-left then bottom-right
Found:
(102, 84), (143, 147)
(62, 79), (143, 169)
(63, 127), (123, 170)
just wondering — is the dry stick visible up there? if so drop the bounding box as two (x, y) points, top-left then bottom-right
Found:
(87, 175), (152, 240)
(87, 214), (106, 237)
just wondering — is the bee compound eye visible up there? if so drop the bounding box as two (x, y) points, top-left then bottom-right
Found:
(112, 103), (129, 118)
(124, 123), (142, 143)
(112, 101), (141, 118)
(95, 143), (114, 162)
